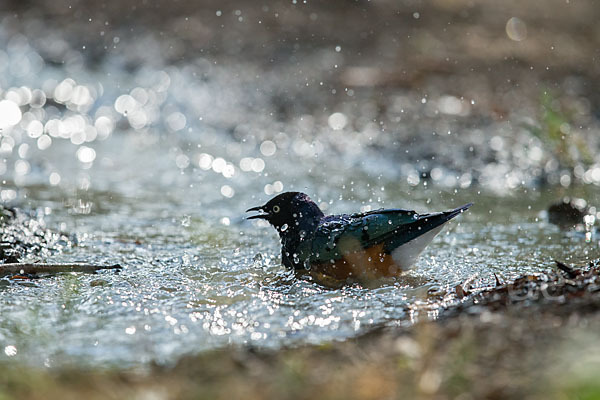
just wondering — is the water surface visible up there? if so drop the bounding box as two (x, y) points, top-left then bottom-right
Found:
(0, 12), (599, 368)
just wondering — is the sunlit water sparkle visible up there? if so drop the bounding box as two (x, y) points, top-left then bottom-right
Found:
(0, 18), (599, 369)
(1, 176), (598, 368)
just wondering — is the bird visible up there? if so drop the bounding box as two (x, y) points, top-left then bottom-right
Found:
(247, 192), (472, 285)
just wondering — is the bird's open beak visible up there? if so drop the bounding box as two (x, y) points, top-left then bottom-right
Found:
(246, 205), (269, 220)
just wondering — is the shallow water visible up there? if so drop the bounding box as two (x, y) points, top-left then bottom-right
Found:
(2, 138), (598, 368)
(1, 12), (600, 368)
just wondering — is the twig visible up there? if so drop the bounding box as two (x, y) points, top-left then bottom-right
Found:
(493, 273), (503, 286)
(455, 274), (478, 298)
(0, 263), (122, 277)
(554, 260), (577, 279)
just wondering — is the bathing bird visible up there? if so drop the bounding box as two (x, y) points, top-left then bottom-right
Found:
(247, 192), (471, 284)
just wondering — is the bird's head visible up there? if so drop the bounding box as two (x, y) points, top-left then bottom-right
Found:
(246, 192), (324, 234)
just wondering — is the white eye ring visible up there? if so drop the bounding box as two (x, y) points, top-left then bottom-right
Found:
(273, 205), (280, 213)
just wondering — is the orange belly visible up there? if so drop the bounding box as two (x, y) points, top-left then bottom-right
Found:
(309, 242), (401, 285)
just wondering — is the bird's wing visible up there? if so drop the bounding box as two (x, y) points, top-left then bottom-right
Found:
(301, 204), (472, 265)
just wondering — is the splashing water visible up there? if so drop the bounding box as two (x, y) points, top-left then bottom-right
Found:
(0, 8), (599, 369)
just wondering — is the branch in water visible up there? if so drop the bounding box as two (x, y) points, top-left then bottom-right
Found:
(554, 260), (577, 279)
(0, 263), (122, 277)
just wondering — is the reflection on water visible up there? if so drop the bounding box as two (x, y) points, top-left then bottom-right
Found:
(0, 7), (600, 368)
(1, 177), (599, 367)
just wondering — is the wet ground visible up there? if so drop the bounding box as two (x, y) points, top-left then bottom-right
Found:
(2, 263), (600, 400)
(1, 0), (600, 397)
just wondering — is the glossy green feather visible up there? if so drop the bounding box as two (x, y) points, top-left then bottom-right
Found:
(296, 205), (470, 267)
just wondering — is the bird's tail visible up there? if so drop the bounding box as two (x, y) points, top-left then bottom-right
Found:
(438, 202), (474, 222)
(409, 202), (473, 239)
(386, 202), (473, 269)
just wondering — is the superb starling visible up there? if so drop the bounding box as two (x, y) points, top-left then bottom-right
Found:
(247, 192), (472, 284)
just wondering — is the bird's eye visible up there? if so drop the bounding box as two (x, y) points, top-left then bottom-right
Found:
(273, 205), (280, 213)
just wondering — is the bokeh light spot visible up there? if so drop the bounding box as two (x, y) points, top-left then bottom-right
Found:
(220, 185), (234, 198)
(76, 146), (96, 163)
(328, 112), (347, 130)
(260, 140), (277, 156)
(0, 100), (22, 129)
(506, 17), (527, 41)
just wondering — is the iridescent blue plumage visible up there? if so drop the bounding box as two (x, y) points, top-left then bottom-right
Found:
(247, 192), (472, 281)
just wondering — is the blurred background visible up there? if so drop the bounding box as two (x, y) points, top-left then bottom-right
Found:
(0, 0), (599, 198)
